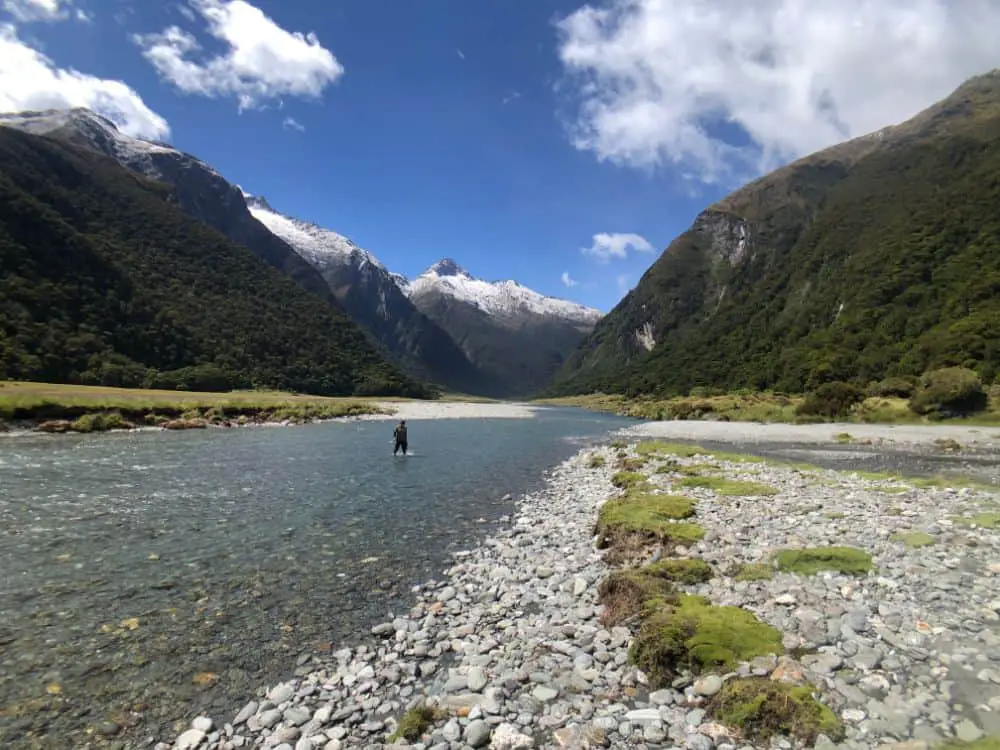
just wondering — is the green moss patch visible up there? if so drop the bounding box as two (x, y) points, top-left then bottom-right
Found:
(892, 531), (936, 548)
(733, 563), (774, 581)
(389, 705), (439, 742)
(823, 511), (846, 520)
(587, 454), (606, 469)
(937, 738), (1000, 750)
(596, 493), (704, 561)
(637, 440), (704, 457)
(707, 678), (844, 745)
(678, 476), (779, 497)
(645, 558), (714, 585)
(611, 470), (648, 489)
(952, 513), (1000, 529)
(774, 546), (873, 576)
(629, 594), (783, 687)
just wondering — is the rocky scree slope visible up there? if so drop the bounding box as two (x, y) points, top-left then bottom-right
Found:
(0, 126), (425, 396)
(551, 69), (1000, 397)
(245, 196), (490, 396)
(400, 259), (603, 398)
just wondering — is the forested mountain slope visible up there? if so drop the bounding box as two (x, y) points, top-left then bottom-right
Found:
(0, 126), (427, 397)
(551, 70), (1000, 396)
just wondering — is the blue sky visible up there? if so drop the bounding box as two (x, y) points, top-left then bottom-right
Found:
(2, 1), (1000, 312)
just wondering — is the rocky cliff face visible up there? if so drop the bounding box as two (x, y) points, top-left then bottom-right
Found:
(552, 69), (1000, 396)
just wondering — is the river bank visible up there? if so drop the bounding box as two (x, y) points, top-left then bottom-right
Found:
(0, 382), (540, 435)
(155, 425), (1000, 750)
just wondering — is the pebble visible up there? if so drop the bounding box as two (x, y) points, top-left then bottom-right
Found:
(157, 440), (1000, 750)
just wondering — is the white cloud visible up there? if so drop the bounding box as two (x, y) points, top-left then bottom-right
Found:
(556, 0), (1000, 183)
(282, 115), (304, 132)
(3, 0), (82, 22)
(0, 24), (170, 139)
(581, 232), (653, 263)
(560, 271), (578, 288)
(502, 90), (521, 105)
(134, 0), (344, 111)
(176, 3), (196, 22)
(456, 48), (465, 60)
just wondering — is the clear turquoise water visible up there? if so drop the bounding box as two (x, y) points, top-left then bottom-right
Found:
(0, 407), (634, 748)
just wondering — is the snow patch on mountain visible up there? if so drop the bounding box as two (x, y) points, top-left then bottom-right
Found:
(0, 108), (222, 180)
(400, 258), (602, 324)
(246, 196), (386, 271)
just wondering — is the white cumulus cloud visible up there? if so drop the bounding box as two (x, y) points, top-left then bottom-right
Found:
(282, 115), (304, 132)
(134, 0), (344, 111)
(556, 0), (1000, 183)
(560, 271), (578, 288)
(581, 232), (653, 263)
(3, 0), (82, 22)
(0, 24), (169, 139)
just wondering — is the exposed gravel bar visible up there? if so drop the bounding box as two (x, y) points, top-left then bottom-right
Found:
(157, 429), (1000, 750)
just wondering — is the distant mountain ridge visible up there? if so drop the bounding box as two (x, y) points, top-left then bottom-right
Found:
(399, 259), (603, 397)
(245, 196), (490, 395)
(550, 69), (1000, 397)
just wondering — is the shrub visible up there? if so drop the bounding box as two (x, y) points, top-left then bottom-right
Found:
(795, 382), (865, 419)
(867, 376), (916, 398)
(909, 367), (987, 417)
(708, 678), (844, 744)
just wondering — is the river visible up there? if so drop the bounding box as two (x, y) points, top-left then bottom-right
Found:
(0, 407), (636, 749)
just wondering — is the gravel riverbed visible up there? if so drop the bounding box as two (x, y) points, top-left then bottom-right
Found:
(157, 426), (1000, 750)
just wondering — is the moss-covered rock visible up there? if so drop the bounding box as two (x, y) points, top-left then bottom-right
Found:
(707, 677), (844, 744)
(597, 558), (715, 626)
(596, 492), (704, 561)
(629, 594), (784, 687)
(587, 454), (606, 468)
(937, 738), (1000, 750)
(611, 470), (648, 489)
(389, 705), (439, 742)
(774, 546), (873, 576)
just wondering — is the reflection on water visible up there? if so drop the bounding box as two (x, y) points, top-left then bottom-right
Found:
(0, 408), (635, 748)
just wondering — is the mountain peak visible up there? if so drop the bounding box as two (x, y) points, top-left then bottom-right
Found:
(426, 258), (470, 277)
(243, 193), (274, 212)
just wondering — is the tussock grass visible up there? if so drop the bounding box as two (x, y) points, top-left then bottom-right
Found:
(708, 678), (844, 745)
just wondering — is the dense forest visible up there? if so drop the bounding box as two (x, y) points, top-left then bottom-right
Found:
(550, 70), (1000, 397)
(0, 127), (430, 397)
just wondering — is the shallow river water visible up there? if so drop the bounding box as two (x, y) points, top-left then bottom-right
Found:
(0, 408), (635, 749)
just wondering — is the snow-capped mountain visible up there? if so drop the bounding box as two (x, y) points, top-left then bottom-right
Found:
(399, 259), (602, 327)
(398, 260), (604, 396)
(245, 196), (489, 395)
(246, 195), (386, 272)
(0, 108), (337, 305)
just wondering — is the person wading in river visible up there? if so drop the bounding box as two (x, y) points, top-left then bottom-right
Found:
(393, 420), (408, 456)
